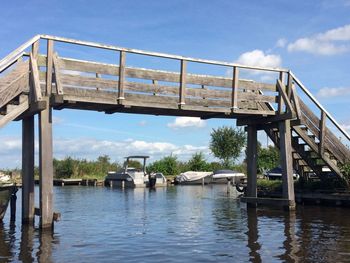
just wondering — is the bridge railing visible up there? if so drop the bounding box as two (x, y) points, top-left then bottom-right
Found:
(1, 35), (349, 152)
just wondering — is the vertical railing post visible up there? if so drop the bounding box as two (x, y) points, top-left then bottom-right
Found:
(231, 66), (239, 110)
(179, 59), (186, 106)
(287, 71), (293, 100)
(278, 71), (285, 114)
(319, 111), (326, 156)
(118, 51), (126, 102)
(46, 40), (54, 96)
(29, 40), (42, 102)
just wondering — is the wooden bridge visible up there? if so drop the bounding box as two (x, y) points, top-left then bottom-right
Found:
(1, 35), (349, 229)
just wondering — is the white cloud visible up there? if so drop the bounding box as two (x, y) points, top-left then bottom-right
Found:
(287, 24), (350, 55)
(317, 87), (350, 97)
(167, 117), (206, 129)
(341, 123), (350, 132)
(235, 50), (282, 68)
(0, 136), (209, 168)
(276, 38), (287, 48)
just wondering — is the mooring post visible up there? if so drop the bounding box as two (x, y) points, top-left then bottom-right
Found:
(279, 120), (296, 210)
(247, 125), (258, 207)
(39, 98), (54, 229)
(22, 116), (35, 224)
(10, 189), (17, 222)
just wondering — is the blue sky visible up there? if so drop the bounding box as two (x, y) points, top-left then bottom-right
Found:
(1, 0), (350, 168)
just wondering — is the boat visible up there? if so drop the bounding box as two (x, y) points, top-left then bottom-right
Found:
(105, 156), (167, 188)
(0, 173), (16, 221)
(175, 171), (212, 185)
(264, 167), (299, 180)
(212, 169), (246, 184)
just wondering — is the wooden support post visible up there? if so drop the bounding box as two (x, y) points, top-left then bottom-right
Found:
(278, 72), (285, 114)
(287, 72), (293, 100)
(179, 60), (187, 106)
(279, 120), (295, 210)
(10, 190), (17, 222)
(247, 125), (258, 206)
(118, 51), (126, 101)
(39, 98), (54, 229)
(22, 116), (35, 224)
(46, 40), (54, 96)
(319, 111), (326, 156)
(231, 67), (239, 110)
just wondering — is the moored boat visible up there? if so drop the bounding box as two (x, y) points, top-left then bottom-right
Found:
(105, 156), (167, 188)
(0, 173), (16, 221)
(175, 171), (212, 185)
(212, 169), (246, 184)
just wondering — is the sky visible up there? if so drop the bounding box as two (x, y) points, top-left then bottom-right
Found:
(0, 0), (350, 168)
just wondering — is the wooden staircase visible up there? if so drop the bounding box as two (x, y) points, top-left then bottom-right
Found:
(0, 60), (30, 128)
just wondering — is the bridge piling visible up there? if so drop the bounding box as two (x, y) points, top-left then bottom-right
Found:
(279, 120), (296, 210)
(22, 116), (35, 224)
(38, 98), (54, 229)
(246, 125), (258, 207)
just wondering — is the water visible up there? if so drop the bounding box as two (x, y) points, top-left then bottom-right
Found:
(1, 185), (350, 262)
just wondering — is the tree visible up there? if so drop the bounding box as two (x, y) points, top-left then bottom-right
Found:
(187, 152), (209, 171)
(210, 126), (246, 167)
(257, 145), (280, 174)
(147, 155), (179, 175)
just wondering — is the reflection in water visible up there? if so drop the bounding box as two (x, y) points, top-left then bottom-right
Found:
(1, 186), (350, 262)
(246, 208), (261, 263)
(0, 223), (57, 262)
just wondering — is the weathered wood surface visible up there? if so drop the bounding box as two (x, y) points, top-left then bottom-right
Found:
(22, 116), (35, 224)
(247, 125), (258, 200)
(0, 96), (29, 128)
(0, 61), (29, 108)
(38, 97), (54, 229)
(299, 100), (350, 163)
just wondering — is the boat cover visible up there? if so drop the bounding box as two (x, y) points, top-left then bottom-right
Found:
(176, 171), (212, 182)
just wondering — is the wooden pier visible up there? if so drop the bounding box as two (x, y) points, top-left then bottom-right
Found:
(0, 35), (349, 228)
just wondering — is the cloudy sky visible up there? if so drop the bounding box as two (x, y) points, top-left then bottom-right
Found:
(0, 0), (349, 168)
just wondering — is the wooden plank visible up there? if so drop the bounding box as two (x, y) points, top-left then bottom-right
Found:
(231, 67), (239, 109)
(46, 40), (54, 95)
(0, 71), (29, 108)
(0, 97), (29, 128)
(53, 53), (63, 95)
(22, 115), (35, 224)
(29, 53), (43, 101)
(278, 72), (284, 114)
(179, 60), (186, 105)
(59, 74), (277, 103)
(118, 51), (126, 100)
(290, 83), (301, 120)
(277, 79), (294, 115)
(31, 41), (39, 59)
(319, 110), (326, 156)
(299, 100), (348, 162)
(37, 56), (277, 92)
(279, 120), (295, 205)
(38, 97), (54, 229)
(247, 125), (258, 201)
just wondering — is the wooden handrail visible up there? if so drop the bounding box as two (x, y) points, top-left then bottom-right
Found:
(39, 35), (288, 73)
(0, 35), (41, 73)
(290, 72), (350, 141)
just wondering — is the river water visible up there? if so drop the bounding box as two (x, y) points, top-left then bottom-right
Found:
(1, 185), (350, 262)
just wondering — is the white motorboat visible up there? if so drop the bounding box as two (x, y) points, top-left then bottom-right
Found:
(212, 170), (246, 184)
(0, 172), (16, 221)
(105, 156), (167, 188)
(175, 171), (212, 185)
